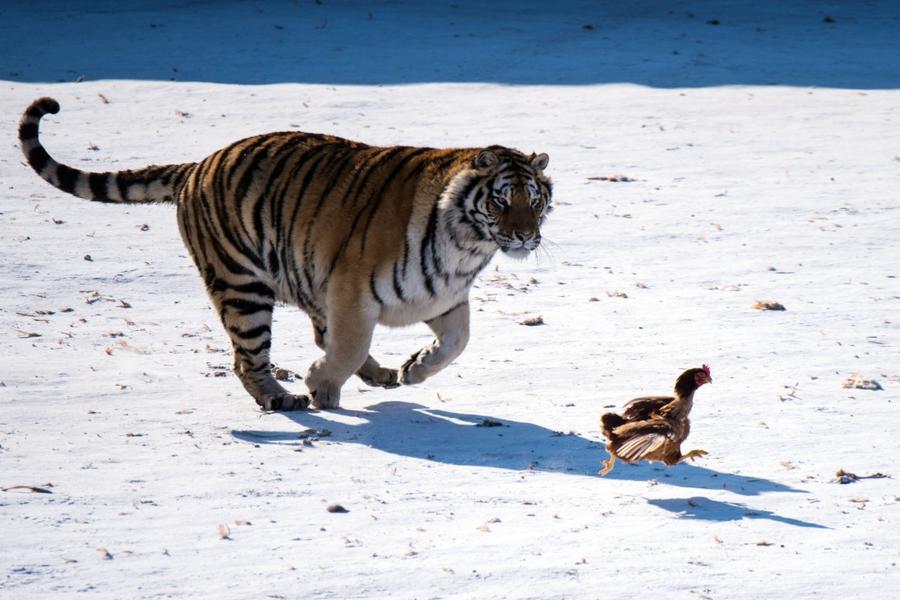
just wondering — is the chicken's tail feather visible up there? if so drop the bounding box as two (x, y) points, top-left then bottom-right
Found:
(600, 412), (625, 440)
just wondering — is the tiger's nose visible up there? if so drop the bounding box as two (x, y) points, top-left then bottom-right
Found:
(513, 231), (540, 246)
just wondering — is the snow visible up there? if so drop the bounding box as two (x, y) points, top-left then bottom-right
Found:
(2, 1), (899, 598)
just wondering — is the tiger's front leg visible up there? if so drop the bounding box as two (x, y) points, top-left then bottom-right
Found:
(304, 282), (379, 409)
(356, 356), (401, 389)
(310, 317), (399, 390)
(400, 302), (470, 385)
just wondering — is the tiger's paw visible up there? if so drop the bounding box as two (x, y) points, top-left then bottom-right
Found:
(399, 350), (426, 385)
(258, 393), (310, 412)
(311, 388), (340, 410)
(357, 367), (400, 389)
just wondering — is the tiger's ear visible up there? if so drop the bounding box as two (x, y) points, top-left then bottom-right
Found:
(531, 152), (549, 171)
(473, 149), (499, 170)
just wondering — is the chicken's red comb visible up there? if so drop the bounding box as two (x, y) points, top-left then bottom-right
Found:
(701, 364), (711, 376)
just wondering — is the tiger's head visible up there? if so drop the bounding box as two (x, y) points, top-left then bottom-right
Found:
(455, 146), (552, 259)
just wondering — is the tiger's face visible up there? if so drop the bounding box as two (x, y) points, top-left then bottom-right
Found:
(471, 148), (552, 259)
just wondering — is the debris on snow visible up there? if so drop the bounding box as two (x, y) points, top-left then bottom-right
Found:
(271, 365), (300, 382)
(752, 300), (786, 311)
(299, 428), (332, 440)
(519, 315), (544, 326)
(842, 374), (883, 391)
(832, 469), (889, 484)
(587, 175), (636, 182)
(2, 484), (53, 494)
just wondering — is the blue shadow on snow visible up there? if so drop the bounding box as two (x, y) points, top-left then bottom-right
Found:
(648, 496), (828, 529)
(232, 400), (805, 497)
(3, 1), (899, 88)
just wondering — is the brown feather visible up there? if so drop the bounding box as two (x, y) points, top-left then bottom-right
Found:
(601, 367), (710, 470)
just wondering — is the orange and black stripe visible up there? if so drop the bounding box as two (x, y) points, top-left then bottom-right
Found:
(20, 97), (195, 205)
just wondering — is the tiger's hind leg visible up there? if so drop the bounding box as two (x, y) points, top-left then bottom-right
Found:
(211, 280), (310, 412)
(310, 317), (399, 390)
(176, 197), (308, 411)
(399, 302), (470, 385)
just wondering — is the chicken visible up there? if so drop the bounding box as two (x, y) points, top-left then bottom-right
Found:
(599, 365), (712, 475)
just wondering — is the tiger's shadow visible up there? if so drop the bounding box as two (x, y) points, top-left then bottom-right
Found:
(233, 400), (803, 496)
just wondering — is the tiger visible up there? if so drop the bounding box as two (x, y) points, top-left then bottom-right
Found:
(19, 97), (553, 411)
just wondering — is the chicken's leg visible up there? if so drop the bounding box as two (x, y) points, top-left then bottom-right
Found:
(599, 454), (617, 476)
(680, 449), (708, 463)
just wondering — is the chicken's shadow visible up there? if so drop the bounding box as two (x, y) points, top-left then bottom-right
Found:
(648, 496), (828, 529)
(597, 457), (807, 496)
(234, 400), (802, 496)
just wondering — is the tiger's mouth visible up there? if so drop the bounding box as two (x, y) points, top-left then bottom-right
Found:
(501, 246), (532, 259)
(494, 228), (541, 257)
(496, 237), (539, 259)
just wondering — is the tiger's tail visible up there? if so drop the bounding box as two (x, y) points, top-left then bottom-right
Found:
(19, 97), (195, 205)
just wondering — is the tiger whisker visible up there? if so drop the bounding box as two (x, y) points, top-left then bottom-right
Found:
(532, 236), (560, 267)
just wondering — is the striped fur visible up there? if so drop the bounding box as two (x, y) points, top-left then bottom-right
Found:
(20, 97), (553, 411)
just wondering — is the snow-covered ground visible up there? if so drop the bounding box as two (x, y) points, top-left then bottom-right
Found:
(2, 2), (899, 598)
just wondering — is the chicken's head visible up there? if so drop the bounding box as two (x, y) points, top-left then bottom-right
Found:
(695, 364), (712, 386)
(674, 365), (712, 397)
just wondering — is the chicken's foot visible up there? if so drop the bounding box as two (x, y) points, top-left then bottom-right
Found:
(599, 454), (617, 476)
(681, 449), (708, 462)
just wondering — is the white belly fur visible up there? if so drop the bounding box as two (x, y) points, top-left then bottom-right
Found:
(373, 184), (497, 328)
(377, 290), (469, 327)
